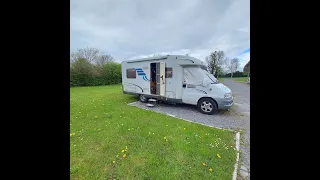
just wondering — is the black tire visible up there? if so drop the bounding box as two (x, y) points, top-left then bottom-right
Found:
(197, 98), (218, 115)
(139, 94), (148, 103)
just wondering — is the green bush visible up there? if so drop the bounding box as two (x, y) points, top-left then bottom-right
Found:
(70, 58), (122, 87)
(223, 71), (247, 78)
(101, 62), (122, 85)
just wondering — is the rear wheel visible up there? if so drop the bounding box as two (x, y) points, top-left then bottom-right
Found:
(139, 94), (148, 103)
(197, 98), (218, 115)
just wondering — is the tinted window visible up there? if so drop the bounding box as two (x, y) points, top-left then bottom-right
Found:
(126, 68), (136, 78)
(166, 67), (172, 78)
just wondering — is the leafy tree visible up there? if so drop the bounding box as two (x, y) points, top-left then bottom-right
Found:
(205, 51), (225, 76)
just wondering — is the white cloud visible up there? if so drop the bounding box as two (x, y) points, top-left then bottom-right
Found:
(71, 0), (250, 64)
(238, 27), (249, 33)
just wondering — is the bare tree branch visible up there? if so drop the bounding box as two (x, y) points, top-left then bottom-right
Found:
(232, 58), (240, 72)
(70, 47), (100, 63)
(226, 58), (240, 78)
(82, 47), (100, 62)
(95, 54), (114, 67)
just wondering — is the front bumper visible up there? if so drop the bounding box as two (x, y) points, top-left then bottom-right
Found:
(216, 97), (234, 109)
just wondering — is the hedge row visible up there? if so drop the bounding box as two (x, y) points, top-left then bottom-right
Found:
(70, 58), (121, 87)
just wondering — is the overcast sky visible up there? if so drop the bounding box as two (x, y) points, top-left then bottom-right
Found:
(71, 0), (250, 69)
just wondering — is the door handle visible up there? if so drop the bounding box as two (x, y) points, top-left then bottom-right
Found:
(161, 75), (165, 84)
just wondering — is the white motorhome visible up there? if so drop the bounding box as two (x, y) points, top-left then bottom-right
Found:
(121, 55), (233, 114)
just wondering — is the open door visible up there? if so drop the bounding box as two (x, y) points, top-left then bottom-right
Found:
(159, 62), (166, 96)
(151, 62), (166, 96)
(150, 63), (157, 95)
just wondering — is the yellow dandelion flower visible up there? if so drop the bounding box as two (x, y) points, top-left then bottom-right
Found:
(184, 128), (186, 130)
(202, 162), (206, 166)
(123, 154), (126, 158)
(121, 150), (125, 153)
(209, 168), (213, 172)
(217, 154), (221, 158)
(112, 160), (116, 164)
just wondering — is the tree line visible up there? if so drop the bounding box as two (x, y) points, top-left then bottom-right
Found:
(205, 50), (250, 78)
(70, 47), (250, 87)
(70, 47), (121, 87)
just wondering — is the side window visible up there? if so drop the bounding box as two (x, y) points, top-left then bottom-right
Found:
(126, 68), (136, 78)
(166, 67), (173, 78)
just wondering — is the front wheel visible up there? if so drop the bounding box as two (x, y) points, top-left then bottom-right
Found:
(197, 98), (218, 115)
(139, 94), (148, 103)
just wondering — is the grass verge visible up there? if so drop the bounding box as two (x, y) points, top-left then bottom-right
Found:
(233, 77), (248, 83)
(217, 78), (224, 83)
(70, 85), (237, 179)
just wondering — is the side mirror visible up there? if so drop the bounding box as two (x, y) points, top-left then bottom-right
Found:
(202, 78), (211, 87)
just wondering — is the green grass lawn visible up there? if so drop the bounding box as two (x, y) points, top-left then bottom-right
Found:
(70, 85), (237, 179)
(217, 78), (224, 83)
(233, 77), (248, 83)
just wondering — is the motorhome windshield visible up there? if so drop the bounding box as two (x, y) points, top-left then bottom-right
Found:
(199, 66), (218, 83)
(184, 66), (218, 84)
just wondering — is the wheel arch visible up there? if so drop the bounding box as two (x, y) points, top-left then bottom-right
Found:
(197, 97), (218, 109)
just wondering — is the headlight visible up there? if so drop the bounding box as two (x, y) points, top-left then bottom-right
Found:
(224, 92), (232, 99)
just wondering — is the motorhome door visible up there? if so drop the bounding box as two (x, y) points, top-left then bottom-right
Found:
(150, 62), (166, 96)
(159, 62), (165, 96)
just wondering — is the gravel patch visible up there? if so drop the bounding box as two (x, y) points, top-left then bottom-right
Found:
(240, 165), (250, 179)
(129, 101), (248, 130)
